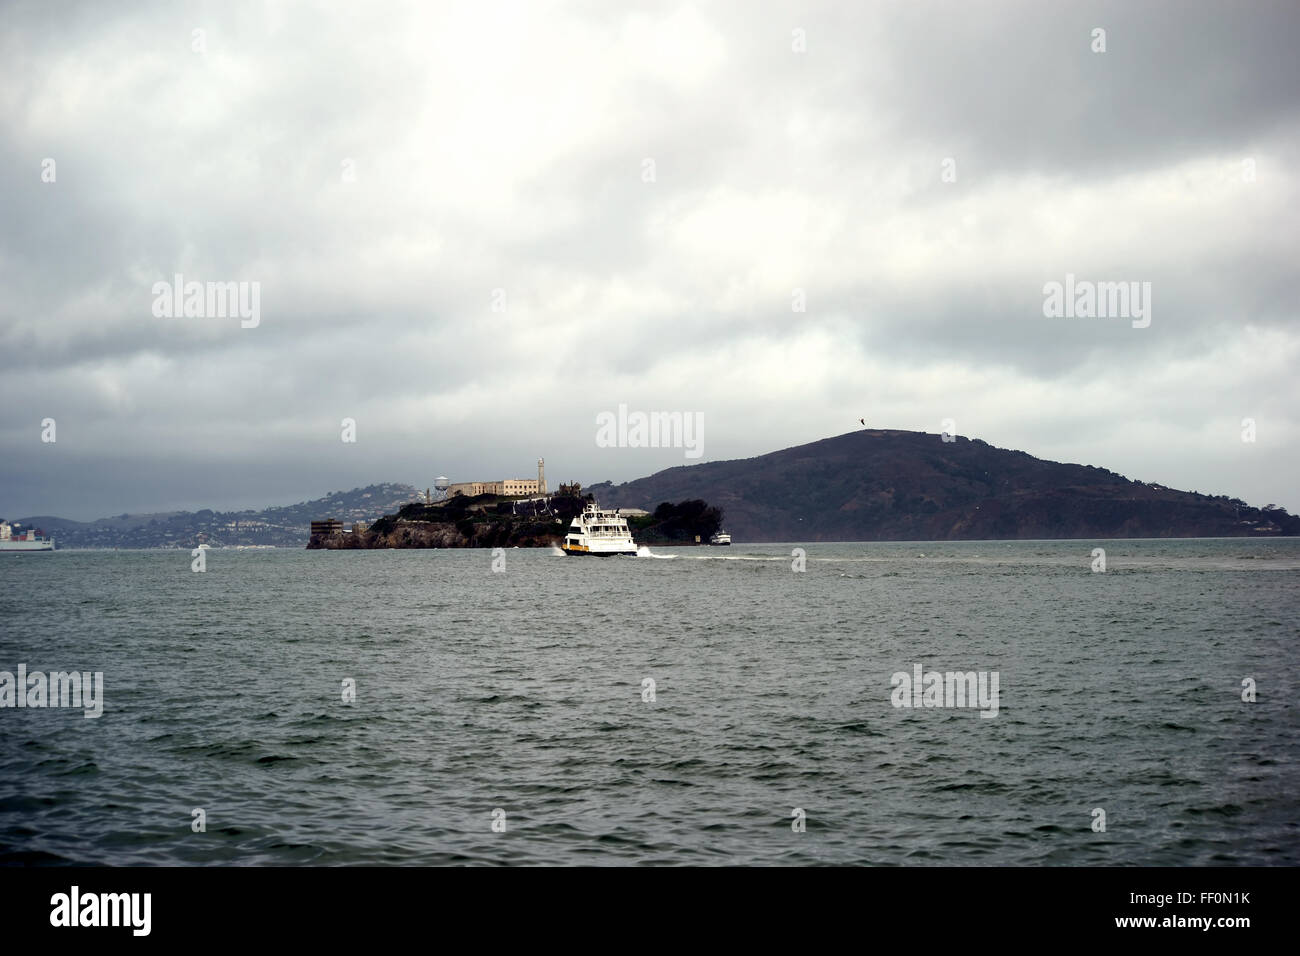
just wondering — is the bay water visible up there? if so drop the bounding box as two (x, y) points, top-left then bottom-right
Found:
(1, 539), (1296, 865)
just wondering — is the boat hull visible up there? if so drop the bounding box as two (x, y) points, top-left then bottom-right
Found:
(0, 540), (55, 552)
(562, 543), (637, 556)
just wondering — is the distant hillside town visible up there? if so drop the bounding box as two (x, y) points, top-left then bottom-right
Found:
(18, 483), (422, 549)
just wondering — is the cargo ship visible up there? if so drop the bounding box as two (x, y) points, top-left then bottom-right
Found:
(0, 519), (55, 551)
(561, 501), (638, 556)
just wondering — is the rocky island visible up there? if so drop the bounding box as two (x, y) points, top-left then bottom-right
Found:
(306, 486), (725, 550)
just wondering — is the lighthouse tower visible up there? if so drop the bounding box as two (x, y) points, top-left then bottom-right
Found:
(537, 458), (547, 495)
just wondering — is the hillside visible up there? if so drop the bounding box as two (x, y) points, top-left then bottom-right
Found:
(586, 430), (1296, 542)
(17, 483), (420, 549)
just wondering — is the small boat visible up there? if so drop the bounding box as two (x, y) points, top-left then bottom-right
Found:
(561, 502), (638, 556)
(709, 530), (732, 546)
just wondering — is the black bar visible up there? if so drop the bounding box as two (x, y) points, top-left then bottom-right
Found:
(2, 865), (1275, 942)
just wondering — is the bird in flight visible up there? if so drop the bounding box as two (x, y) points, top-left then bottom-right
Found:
(859, 418), (865, 426)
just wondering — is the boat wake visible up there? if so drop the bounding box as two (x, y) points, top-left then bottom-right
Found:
(549, 544), (566, 556)
(692, 554), (785, 561)
(637, 546), (675, 559)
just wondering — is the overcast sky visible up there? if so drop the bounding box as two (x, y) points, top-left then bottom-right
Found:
(2, 0), (1296, 521)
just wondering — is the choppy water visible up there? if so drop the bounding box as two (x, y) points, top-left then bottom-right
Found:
(1, 539), (1297, 865)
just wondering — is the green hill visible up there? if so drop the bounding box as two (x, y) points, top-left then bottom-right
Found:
(586, 429), (1295, 542)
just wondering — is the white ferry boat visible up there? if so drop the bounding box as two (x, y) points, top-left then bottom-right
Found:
(709, 530), (732, 546)
(562, 501), (638, 556)
(0, 519), (54, 552)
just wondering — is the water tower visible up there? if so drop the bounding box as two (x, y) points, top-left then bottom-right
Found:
(428, 476), (450, 503)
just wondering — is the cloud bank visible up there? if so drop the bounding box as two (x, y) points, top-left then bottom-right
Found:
(1, 0), (1296, 519)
